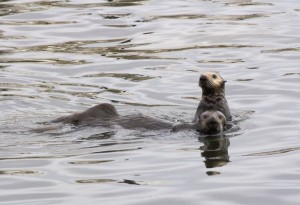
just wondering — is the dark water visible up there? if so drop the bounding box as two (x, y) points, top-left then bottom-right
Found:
(0, 0), (300, 204)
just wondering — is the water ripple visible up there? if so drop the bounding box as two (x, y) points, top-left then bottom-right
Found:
(243, 147), (300, 157)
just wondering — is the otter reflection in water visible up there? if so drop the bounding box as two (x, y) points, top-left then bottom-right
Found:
(199, 134), (230, 170)
(34, 103), (227, 134)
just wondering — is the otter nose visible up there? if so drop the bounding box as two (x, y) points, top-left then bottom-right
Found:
(208, 120), (218, 128)
(200, 75), (207, 82)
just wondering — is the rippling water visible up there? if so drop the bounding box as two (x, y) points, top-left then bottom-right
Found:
(1, 0), (300, 204)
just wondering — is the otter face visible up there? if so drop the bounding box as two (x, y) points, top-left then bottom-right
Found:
(199, 72), (226, 94)
(198, 110), (226, 134)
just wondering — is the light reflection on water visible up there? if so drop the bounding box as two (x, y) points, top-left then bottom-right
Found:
(0, 0), (300, 204)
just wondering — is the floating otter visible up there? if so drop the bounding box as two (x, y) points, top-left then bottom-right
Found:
(194, 72), (231, 121)
(39, 103), (226, 134)
(173, 110), (226, 134)
(198, 110), (226, 134)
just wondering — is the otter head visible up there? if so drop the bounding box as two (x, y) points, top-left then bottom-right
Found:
(197, 110), (226, 134)
(199, 72), (226, 95)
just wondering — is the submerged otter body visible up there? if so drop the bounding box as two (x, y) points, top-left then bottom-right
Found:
(194, 72), (231, 121)
(47, 103), (226, 134)
(51, 103), (119, 126)
(116, 114), (173, 130)
(52, 103), (173, 130)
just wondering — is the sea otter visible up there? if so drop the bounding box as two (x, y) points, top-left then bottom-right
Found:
(172, 110), (226, 134)
(197, 110), (226, 134)
(39, 103), (226, 134)
(194, 72), (231, 121)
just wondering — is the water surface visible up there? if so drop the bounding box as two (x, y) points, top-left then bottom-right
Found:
(0, 0), (300, 204)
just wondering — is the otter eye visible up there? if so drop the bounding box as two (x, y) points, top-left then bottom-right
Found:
(212, 74), (217, 79)
(203, 114), (208, 119)
(218, 115), (223, 120)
